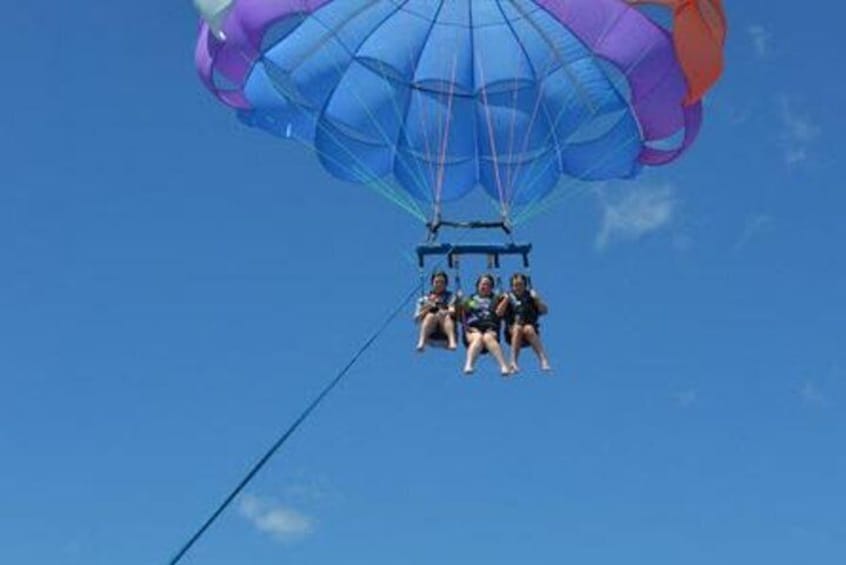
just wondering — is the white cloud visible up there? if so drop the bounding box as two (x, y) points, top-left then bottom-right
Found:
(779, 97), (821, 166)
(747, 25), (772, 58)
(239, 494), (314, 542)
(735, 214), (774, 250)
(596, 184), (677, 250)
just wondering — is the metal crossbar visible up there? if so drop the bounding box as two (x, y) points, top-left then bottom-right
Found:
(416, 242), (532, 269)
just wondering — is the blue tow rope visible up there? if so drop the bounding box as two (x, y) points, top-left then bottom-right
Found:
(167, 281), (422, 565)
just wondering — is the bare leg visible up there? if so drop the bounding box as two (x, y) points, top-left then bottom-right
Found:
(482, 331), (511, 376)
(416, 313), (438, 351)
(464, 330), (484, 374)
(523, 325), (551, 371)
(509, 324), (523, 373)
(440, 315), (457, 350)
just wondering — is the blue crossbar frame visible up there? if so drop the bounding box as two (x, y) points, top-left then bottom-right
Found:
(416, 243), (532, 269)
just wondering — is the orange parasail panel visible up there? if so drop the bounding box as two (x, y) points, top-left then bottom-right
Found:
(628, 0), (727, 105)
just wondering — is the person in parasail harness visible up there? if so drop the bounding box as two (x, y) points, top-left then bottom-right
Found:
(460, 273), (511, 376)
(499, 273), (551, 373)
(414, 271), (458, 351)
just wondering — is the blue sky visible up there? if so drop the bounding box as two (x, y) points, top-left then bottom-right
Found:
(1, 2), (844, 564)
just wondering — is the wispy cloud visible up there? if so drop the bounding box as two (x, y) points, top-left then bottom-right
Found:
(800, 381), (826, 406)
(674, 389), (698, 408)
(747, 25), (772, 58)
(239, 494), (314, 542)
(779, 97), (821, 167)
(284, 480), (334, 503)
(735, 214), (775, 251)
(724, 105), (752, 126)
(596, 184), (677, 250)
(63, 540), (84, 556)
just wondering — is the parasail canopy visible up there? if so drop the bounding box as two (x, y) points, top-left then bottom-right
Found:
(196, 0), (726, 223)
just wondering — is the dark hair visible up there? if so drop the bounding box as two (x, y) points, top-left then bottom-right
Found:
(430, 270), (449, 285)
(510, 272), (528, 286)
(475, 273), (495, 289)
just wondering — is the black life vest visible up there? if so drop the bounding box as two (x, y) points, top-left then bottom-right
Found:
(506, 290), (539, 326)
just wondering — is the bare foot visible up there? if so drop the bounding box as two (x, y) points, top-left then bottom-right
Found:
(509, 362), (520, 374)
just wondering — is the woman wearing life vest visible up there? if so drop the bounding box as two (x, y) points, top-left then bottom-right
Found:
(501, 273), (551, 373)
(414, 271), (458, 351)
(461, 274), (511, 376)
